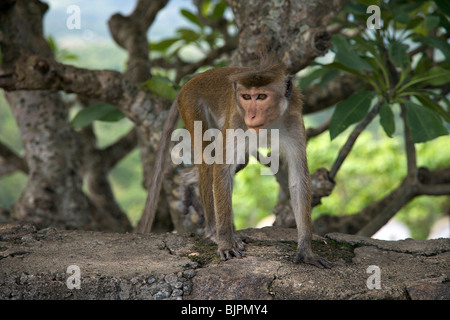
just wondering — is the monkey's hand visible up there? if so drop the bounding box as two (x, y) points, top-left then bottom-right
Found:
(295, 250), (333, 269)
(218, 237), (246, 261)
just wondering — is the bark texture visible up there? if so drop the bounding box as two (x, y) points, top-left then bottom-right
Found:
(227, 0), (348, 72)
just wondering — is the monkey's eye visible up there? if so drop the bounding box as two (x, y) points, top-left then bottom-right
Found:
(257, 94), (267, 100)
(242, 94), (251, 100)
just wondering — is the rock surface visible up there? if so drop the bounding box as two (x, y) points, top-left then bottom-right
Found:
(0, 223), (449, 300)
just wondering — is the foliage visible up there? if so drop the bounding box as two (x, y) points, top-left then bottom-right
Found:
(288, 0), (450, 236)
(70, 77), (178, 131)
(0, 93), (26, 209)
(71, 103), (125, 130)
(109, 148), (147, 226)
(232, 0), (450, 234)
(232, 120), (450, 237)
(329, 91), (376, 140)
(150, 0), (230, 59)
(140, 76), (179, 101)
(319, 0), (450, 143)
(47, 35), (79, 62)
(307, 128), (449, 239)
(233, 158), (279, 230)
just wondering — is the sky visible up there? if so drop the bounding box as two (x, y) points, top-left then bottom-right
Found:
(42, 0), (195, 42)
(40, 0), (196, 69)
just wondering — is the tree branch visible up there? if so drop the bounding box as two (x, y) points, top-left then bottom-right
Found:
(419, 184), (450, 196)
(150, 0), (237, 83)
(418, 166), (450, 185)
(108, 0), (169, 83)
(400, 103), (418, 181)
(355, 164), (450, 237)
(0, 54), (168, 126)
(329, 101), (383, 180)
(99, 127), (138, 170)
(227, 0), (349, 72)
(306, 117), (331, 141)
(313, 167), (450, 236)
(355, 178), (417, 237)
(174, 40), (237, 83)
(302, 74), (360, 115)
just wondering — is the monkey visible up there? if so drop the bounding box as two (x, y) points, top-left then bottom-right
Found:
(140, 59), (332, 269)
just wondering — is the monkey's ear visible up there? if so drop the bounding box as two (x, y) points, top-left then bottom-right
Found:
(285, 76), (293, 98)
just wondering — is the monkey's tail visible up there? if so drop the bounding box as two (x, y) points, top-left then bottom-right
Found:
(136, 100), (179, 233)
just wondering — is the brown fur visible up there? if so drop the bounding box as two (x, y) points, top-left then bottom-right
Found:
(145, 60), (331, 268)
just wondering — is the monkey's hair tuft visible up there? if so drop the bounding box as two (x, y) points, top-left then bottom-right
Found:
(229, 58), (288, 88)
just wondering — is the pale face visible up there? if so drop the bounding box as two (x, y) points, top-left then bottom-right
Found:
(236, 87), (282, 133)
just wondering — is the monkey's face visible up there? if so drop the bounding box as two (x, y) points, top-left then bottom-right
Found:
(236, 87), (283, 133)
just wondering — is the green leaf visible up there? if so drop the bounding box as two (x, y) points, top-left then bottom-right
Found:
(425, 15), (440, 32)
(71, 103), (125, 130)
(180, 9), (203, 29)
(398, 70), (450, 93)
(405, 101), (448, 143)
(201, 0), (211, 16)
(435, 0), (450, 16)
(332, 35), (373, 72)
(423, 66), (450, 86)
(413, 54), (432, 75)
(393, 2), (423, 17)
(323, 62), (364, 78)
(411, 92), (450, 122)
(355, 0), (380, 6)
(210, 1), (227, 21)
(141, 76), (177, 101)
(389, 41), (410, 68)
(415, 36), (450, 61)
(405, 16), (423, 30)
(60, 52), (78, 61)
(177, 28), (200, 42)
(343, 2), (367, 16)
(298, 68), (328, 89)
(320, 69), (340, 89)
(427, 37), (450, 61)
(47, 36), (56, 53)
(379, 103), (395, 137)
(97, 108), (125, 122)
(150, 38), (180, 52)
(394, 12), (409, 25)
(329, 91), (376, 140)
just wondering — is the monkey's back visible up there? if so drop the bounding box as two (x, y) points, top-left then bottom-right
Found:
(177, 67), (250, 129)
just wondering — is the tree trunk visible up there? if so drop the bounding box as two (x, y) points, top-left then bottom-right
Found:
(0, 0), (132, 231)
(227, 0), (348, 71)
(5, 90), (96, 229)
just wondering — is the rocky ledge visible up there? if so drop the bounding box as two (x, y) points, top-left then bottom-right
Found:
(0, 223), (448, 300)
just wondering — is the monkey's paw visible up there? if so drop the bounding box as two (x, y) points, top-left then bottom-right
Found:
(218, 237), (246, 261)
(295, 250), (332, 269)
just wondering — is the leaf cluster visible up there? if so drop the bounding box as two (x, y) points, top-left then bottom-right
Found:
(307, 0), (449, 143)
(150, 0), (230, 61)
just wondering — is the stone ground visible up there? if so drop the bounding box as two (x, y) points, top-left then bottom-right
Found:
(0, 222), (449, 300)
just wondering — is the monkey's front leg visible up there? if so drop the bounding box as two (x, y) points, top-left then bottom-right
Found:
(213, 164), (245, 260)
(289, 156), (332, 269)
(292, 190), (332, 268)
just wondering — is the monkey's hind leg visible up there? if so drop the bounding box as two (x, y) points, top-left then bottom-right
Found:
(198, 165), (217, 242)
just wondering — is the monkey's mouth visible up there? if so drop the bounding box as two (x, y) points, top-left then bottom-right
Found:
(247, 123), (265, 130)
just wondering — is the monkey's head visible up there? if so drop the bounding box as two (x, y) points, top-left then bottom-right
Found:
(230, 63), (293, 133)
